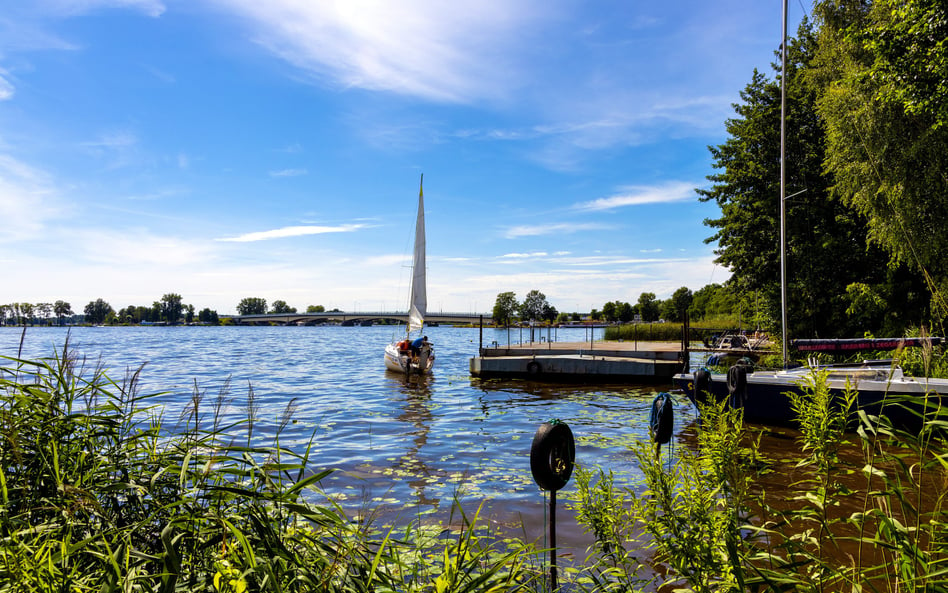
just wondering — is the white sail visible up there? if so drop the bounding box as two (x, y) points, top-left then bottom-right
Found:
(408, 175), (426, 332)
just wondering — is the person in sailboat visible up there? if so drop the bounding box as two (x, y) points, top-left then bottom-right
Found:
(410, 336), (429, 360)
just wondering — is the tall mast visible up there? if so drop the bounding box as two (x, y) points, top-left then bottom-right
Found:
(779, 0), (789, 368)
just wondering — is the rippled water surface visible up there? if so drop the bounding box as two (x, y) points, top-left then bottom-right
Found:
(1, 325), (696, 548)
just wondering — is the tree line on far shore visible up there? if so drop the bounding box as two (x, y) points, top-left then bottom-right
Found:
(491, 283), (741, 327)
(3, 285), (741, 328)
(0, 295), (337, 326)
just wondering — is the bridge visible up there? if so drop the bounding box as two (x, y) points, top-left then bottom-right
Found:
(221, 311), (490, 326)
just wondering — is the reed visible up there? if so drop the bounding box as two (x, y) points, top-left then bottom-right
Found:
(0, 342), (539, 592)
(571, 368), (948, 592)
(603, 323), (683, 342)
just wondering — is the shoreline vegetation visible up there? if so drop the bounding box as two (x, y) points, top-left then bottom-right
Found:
(3, 339), (947, 591)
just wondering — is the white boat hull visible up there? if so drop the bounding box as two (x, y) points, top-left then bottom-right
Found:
(384, 341), (435, 375)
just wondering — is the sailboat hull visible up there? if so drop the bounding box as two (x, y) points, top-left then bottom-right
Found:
(673, 363), (947, 431)
(384, 341), (435, 375)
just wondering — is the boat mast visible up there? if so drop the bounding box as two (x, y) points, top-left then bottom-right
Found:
(779, 0), (789, 368)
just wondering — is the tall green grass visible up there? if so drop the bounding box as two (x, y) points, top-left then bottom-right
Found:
(572, 368), (948, 591)
(0, 342), (539, 592)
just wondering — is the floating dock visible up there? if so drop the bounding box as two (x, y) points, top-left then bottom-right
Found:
(469, 340), (684, 383)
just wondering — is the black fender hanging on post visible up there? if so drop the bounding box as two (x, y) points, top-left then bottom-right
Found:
(649, 392), (674, 445)
(530, 421), (575, 491)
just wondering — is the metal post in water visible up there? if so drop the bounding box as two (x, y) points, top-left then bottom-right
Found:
(550, 489), (558, 590)
(479, 315), (483, 353)
(530, 421), (575, 593)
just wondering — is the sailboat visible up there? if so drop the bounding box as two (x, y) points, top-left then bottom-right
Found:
(384, 175), (435, 375)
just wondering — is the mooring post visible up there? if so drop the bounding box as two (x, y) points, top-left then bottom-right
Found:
(530, 420), (574, 593)
(550, 489), (558, 590)
(479, 315), (483, 354)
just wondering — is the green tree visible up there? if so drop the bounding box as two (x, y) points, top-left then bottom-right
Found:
(601, 301), (617, 323)
(812, 0), (948, 324)
(17, 303), (34, 325)
(700, 18), (913, 338)
(519, 290), (549, 322)
(270, 300), (296, 314)
(666, 287), (693, 322)
(35, 303), (52, 325)
(307, 305), (326, 313)
(237, 297), (267, 315)
(542, 303), (558, 324)
(637, 293), (660, 322)
(198, 308), (219, 324)
(160, 293), (184, 325)
(185, 304), (195, 324)
(492, 292), (518, 326)
(84, 299), (113, 325)
(616, 301), (634, 323)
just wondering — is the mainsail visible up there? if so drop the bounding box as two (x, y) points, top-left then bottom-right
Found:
(407, 175), (426, 332)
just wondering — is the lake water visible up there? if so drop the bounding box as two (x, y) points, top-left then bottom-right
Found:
(0, 324), (698, 552)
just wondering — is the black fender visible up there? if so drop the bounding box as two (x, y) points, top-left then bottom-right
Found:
(727, 364), (748, 408)
(649, 392), (674, 445)
(693, 367), (712, 405)
(530, 421), (575, 491)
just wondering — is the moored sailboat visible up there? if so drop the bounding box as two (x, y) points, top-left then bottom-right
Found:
(384, 175), (435, 374)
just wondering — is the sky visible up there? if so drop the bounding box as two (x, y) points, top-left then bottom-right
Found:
(0, 0), (807, 316)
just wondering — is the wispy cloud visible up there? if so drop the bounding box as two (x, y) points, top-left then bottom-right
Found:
(502, 222), (611, 239)
(0, 154), (66, 241)
(216, 223), (365, 243)
(574, 181), (696, 211)
(500, 251), (548, 259)
(216, 0), (546, 103)
(0, 70), (14, 100)
(269, 168), (308, 177)
(43, 0), (167, 18)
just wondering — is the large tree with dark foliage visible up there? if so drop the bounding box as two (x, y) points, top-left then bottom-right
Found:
(237, 297), (267, 315)
(811, 0), (948, 329)
(492, 292), (518, 326)
(84, 299), (113, 325)
(699, 19), (922, 338)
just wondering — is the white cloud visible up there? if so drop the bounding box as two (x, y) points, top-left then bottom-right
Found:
(214, 0), (545, 104)
(499, 251), (548, 259)
(502, 222), (611, 239)
(574, 181), (697, 211)
(269, 168), (307, 178)
(216, 224), (366, 243)
(40, 0), (166, 18)
(0, 71), (14, 100)
(0, 154), (65, 241)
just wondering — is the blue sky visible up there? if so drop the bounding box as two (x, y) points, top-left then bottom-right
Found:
(0, 0), (805, 315)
